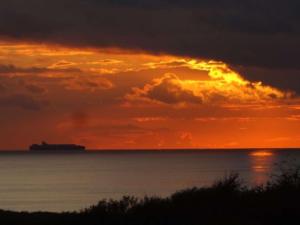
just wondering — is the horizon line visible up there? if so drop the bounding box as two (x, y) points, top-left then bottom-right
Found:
(1, 147), (300, 152)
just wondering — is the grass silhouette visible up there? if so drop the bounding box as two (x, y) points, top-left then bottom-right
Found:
(1, 165), (300, 225)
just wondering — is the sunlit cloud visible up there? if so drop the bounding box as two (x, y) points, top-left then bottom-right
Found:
(133, 117), (167, 122)
(126, 61), (289, 105)
(48, 60), (78, 69)
(0, 41), (299, 149)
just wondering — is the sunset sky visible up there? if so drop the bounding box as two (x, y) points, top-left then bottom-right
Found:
(0, 0), (300, 149)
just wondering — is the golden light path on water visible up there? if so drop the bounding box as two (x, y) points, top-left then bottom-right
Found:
(250, 150), (276, 184)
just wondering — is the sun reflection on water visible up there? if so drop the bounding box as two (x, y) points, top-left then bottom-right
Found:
(249, 150), (276, 185)
(250, 151), (274, 157)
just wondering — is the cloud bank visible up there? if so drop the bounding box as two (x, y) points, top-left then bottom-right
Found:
(0, 0), (299, 70)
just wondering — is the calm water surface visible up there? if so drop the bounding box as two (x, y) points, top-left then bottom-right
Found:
(0, 149), (299, 212)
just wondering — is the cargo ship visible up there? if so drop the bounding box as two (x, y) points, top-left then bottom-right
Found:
(29, 141), (86, 152)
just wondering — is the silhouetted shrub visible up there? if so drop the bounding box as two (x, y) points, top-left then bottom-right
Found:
(212, 172), (244, 192)
(268, 162), (300, 191)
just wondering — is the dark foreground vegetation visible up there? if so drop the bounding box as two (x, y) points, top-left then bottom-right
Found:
(2, 166), (300, 225)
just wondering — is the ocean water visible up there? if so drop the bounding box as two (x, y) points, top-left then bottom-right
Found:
(0, 149), (299, 212)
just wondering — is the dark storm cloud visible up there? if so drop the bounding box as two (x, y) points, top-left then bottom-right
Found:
(0, 0), (299, 90)
(0, 0), (299, 67)
(234, 66), (300, 94)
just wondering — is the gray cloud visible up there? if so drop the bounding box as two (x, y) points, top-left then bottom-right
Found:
(0, 83), (6, 92)
(0, 93), (47, 110)
(0, 64), (80, 75)
(0, 0), (299, 92)
(25, 83), (47, 95)
(0, 1), (299, 69)
(234, 66), (300, 94)
(128, 74), (203, 104)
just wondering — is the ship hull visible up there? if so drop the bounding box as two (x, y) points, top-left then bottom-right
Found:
(29, 143), (86, 152)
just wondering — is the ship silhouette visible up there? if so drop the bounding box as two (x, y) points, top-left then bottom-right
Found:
(29, 141), (85, 151)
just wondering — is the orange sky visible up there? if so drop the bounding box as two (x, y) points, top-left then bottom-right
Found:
(0, 41), (300, 149)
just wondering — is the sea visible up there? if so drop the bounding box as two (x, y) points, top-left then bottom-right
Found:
(0, 149), (299, 212)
